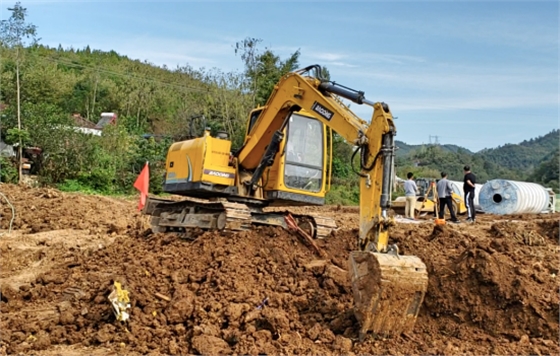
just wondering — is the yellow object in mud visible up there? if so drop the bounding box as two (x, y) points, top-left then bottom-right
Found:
(108, 281), (131, 322)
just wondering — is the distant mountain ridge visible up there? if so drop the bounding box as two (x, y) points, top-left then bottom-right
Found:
(395, 141), (473, 158)
(394, 129), (558, 188)
(474, 129), (559, 172)
(396, 129), (557, 164)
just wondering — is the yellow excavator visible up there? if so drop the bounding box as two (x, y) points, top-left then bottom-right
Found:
(142, 65), (428, 339)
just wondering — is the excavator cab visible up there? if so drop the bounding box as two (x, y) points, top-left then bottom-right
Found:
(241, 106), (328, 198)
(260, 112), (330, 206)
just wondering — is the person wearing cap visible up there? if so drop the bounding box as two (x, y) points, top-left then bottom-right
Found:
(436, 171), (459, 223)
(463, 165), (477, 223)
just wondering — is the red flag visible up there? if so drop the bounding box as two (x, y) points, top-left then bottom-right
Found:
(133, 162), (150, 211)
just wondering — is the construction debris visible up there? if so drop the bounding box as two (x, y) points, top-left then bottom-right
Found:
(108, 281), (131, 322)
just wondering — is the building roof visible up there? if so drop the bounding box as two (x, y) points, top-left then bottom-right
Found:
(72, 114), (98, 129)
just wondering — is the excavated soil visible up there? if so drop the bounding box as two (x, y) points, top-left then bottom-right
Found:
(1, 183), (559, 355)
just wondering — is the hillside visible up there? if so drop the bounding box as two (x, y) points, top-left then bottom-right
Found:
(474, 129), (559, 172)
(394, 129), (558, 187)
(395, 140), (473, 158)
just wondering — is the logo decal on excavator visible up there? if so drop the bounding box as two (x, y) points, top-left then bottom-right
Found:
(311, 101), (334, 121)
(203, 169), (235, 179)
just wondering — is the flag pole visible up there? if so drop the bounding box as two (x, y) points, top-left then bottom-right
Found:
(145, 161), (149, 198)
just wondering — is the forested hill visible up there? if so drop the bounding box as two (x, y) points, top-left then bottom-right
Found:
(394, 129), (558, 191)
(397, 129), (558, 163)
(0, 35), (304, 193)
(0, 44), (257, 147)
(474, 129), (559, 172)
(1, 44), (557, 192)
(395, 141), (473, 157)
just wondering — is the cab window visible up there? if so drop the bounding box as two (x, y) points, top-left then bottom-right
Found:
(246, 109), (263, 136)
(284, 114), (324, 192)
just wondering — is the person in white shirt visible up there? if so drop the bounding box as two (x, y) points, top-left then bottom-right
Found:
(403, 172), (418, 219)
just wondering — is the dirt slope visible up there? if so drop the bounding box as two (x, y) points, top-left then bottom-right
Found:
(0, 183), (558, 355)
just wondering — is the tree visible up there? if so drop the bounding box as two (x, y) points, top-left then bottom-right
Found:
(234, 37), (262, 105)
(528, 149), (559, 192)
(0, 2), (39, 183)
(252, 49), (300, 106)
(320, 66), (331, 81)
(235, 37), (301, 106)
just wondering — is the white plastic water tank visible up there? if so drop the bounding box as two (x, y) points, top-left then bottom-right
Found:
(479, 179), (550, 215)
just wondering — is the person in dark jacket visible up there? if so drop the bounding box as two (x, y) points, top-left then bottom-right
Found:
(463, 165), (477, 223)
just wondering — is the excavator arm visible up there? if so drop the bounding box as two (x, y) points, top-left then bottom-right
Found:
(238, 65), (396, 253)
(237, 65), (428, 339)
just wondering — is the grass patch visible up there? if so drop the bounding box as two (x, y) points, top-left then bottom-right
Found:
(57, 179), (172, 199)
(326, 183), (359, 206)
(57, 179), (131, 197)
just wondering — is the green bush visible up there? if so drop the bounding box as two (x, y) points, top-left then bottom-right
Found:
(326, 179), (359, 205)
(0, 156), (18, 183)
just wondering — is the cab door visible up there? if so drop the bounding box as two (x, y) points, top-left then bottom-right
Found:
(264, 112), (328, 205)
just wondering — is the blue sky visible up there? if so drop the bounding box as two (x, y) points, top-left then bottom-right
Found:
(2, 0), (558, 152)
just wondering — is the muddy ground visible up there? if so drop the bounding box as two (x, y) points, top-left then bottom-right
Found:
(0, 183), (558, 355)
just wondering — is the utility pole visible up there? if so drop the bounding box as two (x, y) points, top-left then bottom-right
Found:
(0, 3), (39, 184)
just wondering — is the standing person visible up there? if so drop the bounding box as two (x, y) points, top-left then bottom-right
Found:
(436, 172), (459, 223)
(463, 165), (477, 223)
(404, 172), (418, 220)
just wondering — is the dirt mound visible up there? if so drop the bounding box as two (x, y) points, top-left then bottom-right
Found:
(0, 183), (142, 234)
(357, 221), (558, 355)
(0, 186), (559, 355)
(0, 184), (146, 292)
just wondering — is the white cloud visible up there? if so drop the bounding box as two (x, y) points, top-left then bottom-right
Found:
(307, 51), (348, 62)
(332, 60), (558, 111)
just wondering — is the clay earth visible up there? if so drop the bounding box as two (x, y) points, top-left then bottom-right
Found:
(0, 184), (558, 355)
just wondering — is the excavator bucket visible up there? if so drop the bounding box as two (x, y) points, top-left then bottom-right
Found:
(348, 251), (428, 340)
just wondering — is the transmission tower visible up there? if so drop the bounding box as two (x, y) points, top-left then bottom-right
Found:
(429, 135), (440, 145)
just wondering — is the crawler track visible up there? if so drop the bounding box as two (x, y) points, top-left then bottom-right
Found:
(144, 196), (337, 239)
